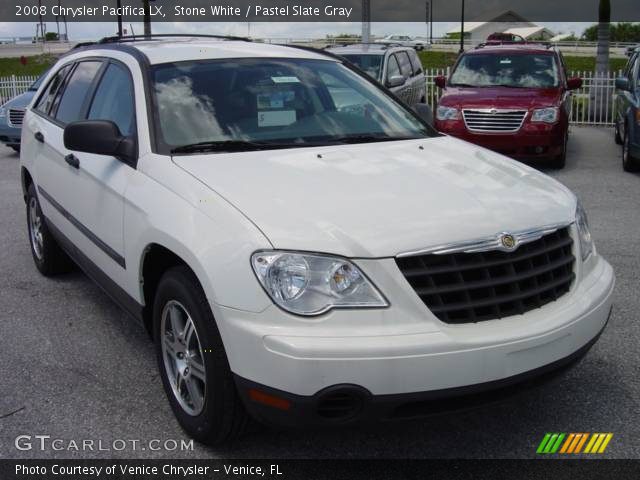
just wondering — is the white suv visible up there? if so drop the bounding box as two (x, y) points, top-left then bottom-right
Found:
(20, 36), (614, 444)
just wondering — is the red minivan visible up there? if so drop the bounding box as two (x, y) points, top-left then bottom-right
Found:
(434, 43), (582, 168)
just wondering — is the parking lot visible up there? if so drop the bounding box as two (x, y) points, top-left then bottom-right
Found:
(0, 126), (638, 460)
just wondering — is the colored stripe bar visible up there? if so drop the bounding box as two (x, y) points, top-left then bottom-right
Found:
(544, 434), (560, 453)
(550, 433), (565, 453)
(560, 433), (575, 453)
(598, 433), (613, 453)
(584, 433), (599, 453)
(537, 433), (552, 454)
(567, 433), (583, 454)
(575, 433), (590, 454)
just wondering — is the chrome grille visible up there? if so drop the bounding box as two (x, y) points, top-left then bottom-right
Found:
(8, 108), (25, 127)
(396, 228), (575, 324)
(462, 109), (527, 133)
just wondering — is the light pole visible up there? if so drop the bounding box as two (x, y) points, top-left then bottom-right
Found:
(430, 0), (434, 44)
(117, 0), (123, 37)
(459, 0), (465, 53)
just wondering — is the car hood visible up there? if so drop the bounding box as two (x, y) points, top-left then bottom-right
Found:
(173, 137), (576, 258)
(2, 90), (36, 109)
(439, 86), (562, 110)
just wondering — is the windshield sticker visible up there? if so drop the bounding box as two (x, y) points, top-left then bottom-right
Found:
(500, 59), (512, 64)
(258, 110), (296, 127)
(271, 76), (300, 83)
(257, 91), (295, 109)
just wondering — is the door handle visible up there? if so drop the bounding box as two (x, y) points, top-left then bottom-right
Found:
(34, 131), (44, 143)
(64, 153), (80, 169)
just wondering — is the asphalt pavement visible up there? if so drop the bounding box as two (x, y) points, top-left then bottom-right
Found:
(0, 126), (638, 460)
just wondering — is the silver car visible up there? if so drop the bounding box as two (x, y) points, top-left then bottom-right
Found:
(327, 44), (427, 107)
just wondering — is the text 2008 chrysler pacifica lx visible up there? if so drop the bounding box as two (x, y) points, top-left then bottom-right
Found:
(19, 36), (614, 444)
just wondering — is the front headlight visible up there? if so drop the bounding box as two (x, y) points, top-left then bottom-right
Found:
(436, 106), (460, 121)
(531, 107), (559, 124)
(0, 107), (6, 118)
(251, 251), (388, 316)
(576, 201), (594, 261)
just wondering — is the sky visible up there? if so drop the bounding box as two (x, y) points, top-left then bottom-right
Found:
(0, 21), (592, 41)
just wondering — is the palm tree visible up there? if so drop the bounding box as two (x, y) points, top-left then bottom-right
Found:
(142, 0), (152, 37)
(591, 0), (611, 121)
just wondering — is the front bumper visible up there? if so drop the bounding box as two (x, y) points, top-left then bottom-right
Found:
(216, 254), (614, 427)
(435, 121), (566, 160)
(0, 121), (21, 147)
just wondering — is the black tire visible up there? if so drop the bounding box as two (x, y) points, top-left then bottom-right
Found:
(622, 128), (640, 172)
(26, 183), (74, 276)
(549, 133), (568, 169)
(153, 265), (248, 445)
(614, 120), (623, 145)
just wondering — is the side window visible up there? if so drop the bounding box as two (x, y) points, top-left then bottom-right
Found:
(632, 57), (639, 89)
(557, 52), (568, 82)
(623, 54), (636, 78)
(386, 54), (401, 81)
(88, 63), (135, 136)
(54, 61), (102, 124)
(34, 65), (72, 115)
(408, 50), (423, 75)
(396, 52), (412, 78)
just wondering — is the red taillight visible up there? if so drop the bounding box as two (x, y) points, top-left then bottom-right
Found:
(248, 389), (291, 411)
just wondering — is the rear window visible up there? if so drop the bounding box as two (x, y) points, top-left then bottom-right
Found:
(395, 52), (412, 78)
(341, 54), (384, 81)
(450, 52), (560, 88)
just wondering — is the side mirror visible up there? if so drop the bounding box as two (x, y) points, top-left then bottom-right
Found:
(387, 75), (406, 88)
(434, 75), (447, 89)
(566, 77), (583, 90)
(414, 103), (434, 126)
(615, 77), (630, 91)
(64, 120), (136, 165)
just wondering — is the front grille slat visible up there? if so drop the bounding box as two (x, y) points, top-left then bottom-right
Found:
(8, 108), (25, 127)
(462, 109), (527, 133)
(396, 228), (575, 324)
(414, 255), (574, 296)
(401, 235), (573, 277)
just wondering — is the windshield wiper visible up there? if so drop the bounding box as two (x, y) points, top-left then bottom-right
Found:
(170, 140), (304, 154)
(331, 134), (418, 145)
(493, 84), (528, 89)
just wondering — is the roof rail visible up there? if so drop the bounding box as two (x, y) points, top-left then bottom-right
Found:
(475, 40), (554, 50)
(328, 42), (402, 49)
(96, 33), (252, 44)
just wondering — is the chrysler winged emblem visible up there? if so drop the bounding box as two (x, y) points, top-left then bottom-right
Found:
(500, 233), (517, 250)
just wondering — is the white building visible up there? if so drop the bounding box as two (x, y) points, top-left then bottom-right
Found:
(446, 10), (555, 44)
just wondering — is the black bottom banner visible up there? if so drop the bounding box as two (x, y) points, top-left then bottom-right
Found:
(1, 459), (640, 480)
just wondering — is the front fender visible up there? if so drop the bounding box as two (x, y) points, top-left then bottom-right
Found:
(124, 153), (273, 314)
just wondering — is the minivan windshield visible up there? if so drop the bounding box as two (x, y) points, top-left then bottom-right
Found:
(340, 54), (384, 81)
(151, 58), (431, 153)
(449, 52), (560, 88)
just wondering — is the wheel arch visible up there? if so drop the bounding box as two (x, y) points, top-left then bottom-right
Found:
(139, 243), (204, 334)
(21, 166), (34, 203)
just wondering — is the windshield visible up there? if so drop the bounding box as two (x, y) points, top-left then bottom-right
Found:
(151, 58), (431, 153)
(449, 53), (560, 88)
(29, 71), (47, 91)
(341, 54), (384, 81)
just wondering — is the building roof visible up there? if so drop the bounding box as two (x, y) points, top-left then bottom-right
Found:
(446, 9), (534, 34)
(503, 26), (554, 39)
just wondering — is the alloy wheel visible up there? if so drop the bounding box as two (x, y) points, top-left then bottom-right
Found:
(161, 300), (207, 416)
(28, 197), (44, 260)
